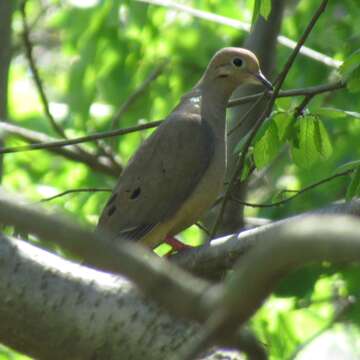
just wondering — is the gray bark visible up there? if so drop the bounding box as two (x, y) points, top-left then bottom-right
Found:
(0, 200), (360, 359)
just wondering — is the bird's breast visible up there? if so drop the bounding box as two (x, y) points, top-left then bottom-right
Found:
(168, 134), (226, 235)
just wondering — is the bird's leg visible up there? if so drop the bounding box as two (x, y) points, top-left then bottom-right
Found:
(164, 235), (192, 256)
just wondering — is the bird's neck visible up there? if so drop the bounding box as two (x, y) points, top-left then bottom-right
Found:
(198, 82), (233, 137)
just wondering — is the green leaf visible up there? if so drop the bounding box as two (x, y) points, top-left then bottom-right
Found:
(340, 48), (360, 79)
(340, 49), (360, 93)
(253, 119), (280, 169)
(273, 112), (293, 141)
(260, 0), (272, 19)
(337, 160), (360, 173)
(291, 116), (332, 168)
(251, 0), (261, 28)
(346, 167), (360, 201)
(275, 265), (323, 298)
(291, 116), (318, 168)
(347, 66), (360, 93)
(317, 107), (360, 119)
(251, 0), (272, 27)
(313, 118), (333, 158)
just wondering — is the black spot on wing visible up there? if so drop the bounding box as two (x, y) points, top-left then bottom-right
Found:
(107, 206), (116, 217)
(106, 193), (117, 206)
(130, 187), (141, 199)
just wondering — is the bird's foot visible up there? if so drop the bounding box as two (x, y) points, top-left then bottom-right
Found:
(164, 235), (192, 257)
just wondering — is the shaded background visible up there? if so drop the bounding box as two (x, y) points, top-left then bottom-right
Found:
(1, 0), (360, 358)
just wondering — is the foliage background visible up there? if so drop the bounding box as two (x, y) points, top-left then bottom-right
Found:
(2, 0), (360, 358)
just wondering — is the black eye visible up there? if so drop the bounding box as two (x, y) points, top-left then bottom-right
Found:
(233, 58), (243, 67)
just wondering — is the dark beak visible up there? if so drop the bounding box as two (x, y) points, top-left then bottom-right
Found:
(254, 71), (273, 91)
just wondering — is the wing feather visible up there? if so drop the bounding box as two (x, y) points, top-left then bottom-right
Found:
(97, 112), (215, 242)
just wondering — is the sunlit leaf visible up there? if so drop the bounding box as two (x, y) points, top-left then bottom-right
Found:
(313, 118), (332, 158)
(253, 119), (281, 169)
(346, 167), (360, 201)
(337, 159), (360, 173)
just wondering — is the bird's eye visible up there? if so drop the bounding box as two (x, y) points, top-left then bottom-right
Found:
(232, 58), (244, 67)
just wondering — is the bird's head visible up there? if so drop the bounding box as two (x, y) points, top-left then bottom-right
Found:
(204, 47), (273, 91)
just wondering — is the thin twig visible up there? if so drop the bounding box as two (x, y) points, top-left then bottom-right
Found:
(0, 122), (121, 177)
(39, 188), (112, 202)
(228, 80), (345, 108)
(0, 120), (162, 155)
(137, 0), (342, 68)
(110, 60), (169, 131)
(228, 93), (268, 136)
(210, 0), (330, 237)
(20, 0), (117, 163)
(233, 170), (353, 208)
(20, 0), (66, 139)
(0, 78), (344, 156)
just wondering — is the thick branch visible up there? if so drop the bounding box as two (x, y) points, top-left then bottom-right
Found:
(1, 199), (360, 358)
(0, 191), (210, 321)
(174, 200), (360, 280)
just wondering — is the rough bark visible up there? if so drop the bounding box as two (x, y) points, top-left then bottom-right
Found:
(0, 199), (360, 359)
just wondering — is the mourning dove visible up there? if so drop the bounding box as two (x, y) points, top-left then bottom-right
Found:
(97, 47), (272, 251)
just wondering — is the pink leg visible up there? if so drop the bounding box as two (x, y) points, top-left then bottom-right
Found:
(164, 235), (192, 256)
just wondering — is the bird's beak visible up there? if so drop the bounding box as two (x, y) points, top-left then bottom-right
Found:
(253, 71), (273, 90)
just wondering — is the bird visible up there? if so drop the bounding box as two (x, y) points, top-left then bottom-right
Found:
(96, 47), (272, 253)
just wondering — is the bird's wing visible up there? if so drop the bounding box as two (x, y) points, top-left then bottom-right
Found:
(97, 112), (215, 242)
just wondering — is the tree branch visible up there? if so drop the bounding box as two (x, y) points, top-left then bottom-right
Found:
(228, 80), (346, 108)
(1, 193), (360, 358)
(0, 120), (161, 155)
(173, 200), (360, 280)
(137, 0), (342, 69)
(20, 0), (66, 139)
(0, 191), (210, 321)
(19, 0), (119, 165)
(0, 122), (121, 177)
(110, 60), (169, 131)
(39, 188), (112, 202)
(0, 79), (345, 156)
(233, 170), (352, 209)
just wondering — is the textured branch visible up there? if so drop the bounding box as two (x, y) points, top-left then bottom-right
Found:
(0, 191), (210, 321)
(181, 213), (360, 358)
(1, 193), (360, 358)
(173, 200), (360, 280)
